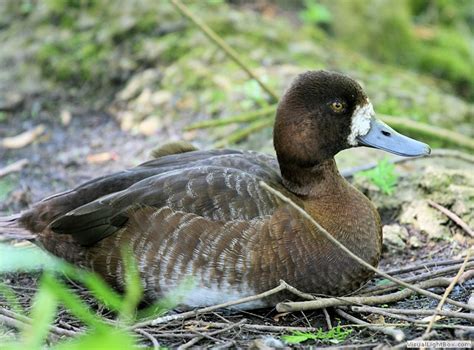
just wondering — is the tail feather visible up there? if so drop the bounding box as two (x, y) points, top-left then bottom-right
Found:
(0, 214), (36, 241)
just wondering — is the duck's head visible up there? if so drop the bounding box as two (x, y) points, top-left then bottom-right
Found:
(274, 70), (430, 169)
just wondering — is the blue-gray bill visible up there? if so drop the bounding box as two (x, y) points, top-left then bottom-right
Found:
(357, 118), (431, 157)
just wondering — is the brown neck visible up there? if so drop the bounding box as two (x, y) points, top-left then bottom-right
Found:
(279, 158), (343, 196)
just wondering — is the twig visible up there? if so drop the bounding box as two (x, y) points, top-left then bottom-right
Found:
(392, 331), (437, 350)
(185, 105), (276, 130)
(136, 328), (160, 350)
(424, 252), (471, 336)
(358, 262), (474, 296)
(213, 118), (273, 147)
(277, 273), (473, 312)
(260, 181), (474, 312)
(427, 200), (474, 237)
(170, 0), (279, 102)
(1, 125), (45, 149)
(177, 336), (201, 350)
(335, 309), (405, 342)
(0, 159), (28, 178)
(346, 306), (420, 324)
(323, 308), (332, 330)
(132, 281), (288, 328)
(177, 319), (244, 349)
(383, 257), (474, 276)
(351, 305), (474, 322)
(0, 307), (78, 338)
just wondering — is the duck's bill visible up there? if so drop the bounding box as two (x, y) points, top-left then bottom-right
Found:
(357, 118), (431, 157)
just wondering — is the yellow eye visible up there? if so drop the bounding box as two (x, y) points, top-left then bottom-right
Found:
(331, 101), (345, 113)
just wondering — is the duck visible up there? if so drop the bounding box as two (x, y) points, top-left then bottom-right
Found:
(1, 70), (430, 309)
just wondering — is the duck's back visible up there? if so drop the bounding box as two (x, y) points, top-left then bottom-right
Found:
(22, 149), (287, 242)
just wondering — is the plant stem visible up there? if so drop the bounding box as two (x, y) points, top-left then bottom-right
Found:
(185, 105), (277, 130)
(170, 0), (279, 102)
(213, 118), (273, 148)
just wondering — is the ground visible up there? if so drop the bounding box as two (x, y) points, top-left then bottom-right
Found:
(0, 1), (473, 348)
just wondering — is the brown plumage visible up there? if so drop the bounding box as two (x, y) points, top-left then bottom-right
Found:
(1, 70), (430, 309)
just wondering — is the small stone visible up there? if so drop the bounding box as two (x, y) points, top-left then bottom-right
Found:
(60, 109), (72, 126)
(0, 92), (23, 111)
(399, 200), (450, 240)
(138, 115), (161, 136)
(408, 235), (421, 248)
(383, 224), (409, 249)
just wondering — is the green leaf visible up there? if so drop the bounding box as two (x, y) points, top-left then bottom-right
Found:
(53, 328), (138, 350)
(0, 244), (64, 272)
(119, 247), (143, 322)
(0, 283), (25, 315)
(21, 273), (58, 349)
(62, 264), (123, 312)
(41, 274), (106, 330)
(357, 158), (399, 195)
(282, 325), (352, 344)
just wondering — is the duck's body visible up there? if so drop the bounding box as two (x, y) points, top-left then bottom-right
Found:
(2, 71), (429, 309)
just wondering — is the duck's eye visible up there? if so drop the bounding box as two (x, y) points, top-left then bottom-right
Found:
(330, 101), (345, 113)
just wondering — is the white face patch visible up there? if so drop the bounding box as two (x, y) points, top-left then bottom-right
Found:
(347, 101), (375, 146)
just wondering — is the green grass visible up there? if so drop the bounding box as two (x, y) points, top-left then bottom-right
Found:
(0, 244), (176, 349)
(357, 158), (399, 195)
(282, 324), (352, 344)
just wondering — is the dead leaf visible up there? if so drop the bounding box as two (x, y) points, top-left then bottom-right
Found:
(60, 109), (72, 126)
(0, 159), (28, 178)
(1, 125), (45, 149)
(420, 314), (443, 323)
(366, 313), (385, 324)
(272, 312), (290, 322)
(86, 152), (119, 164)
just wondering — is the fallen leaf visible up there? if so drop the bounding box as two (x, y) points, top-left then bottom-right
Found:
(1, 125), (45, 149)
(86, 152), (119, 164)
(273, 312), (290, 322)
(60, 109), (72, 126)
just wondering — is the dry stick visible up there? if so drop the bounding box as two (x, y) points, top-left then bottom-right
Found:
(170, 0), (279, 102)
(359, 262), (474, 296)
(260, 182), (474, 312)
(177, 337), (201, 350)
(184, 319), (473, 333)
(346, 306), (421, 324)
(136, 328), (160, 350)
(0, 309), (78, 339)
(213, 118), (273, 148)
(351, 306), (474, 322)
(428, 200), (474, 238)
(424, 252), (471, 336)
(177, 319), (244, 350)
(335, 309), (405, 342)
(0, 159), (28, 178)
(132, 281), (288, 328)
(277, 267), (474, 312)
(392, 331), (438, 350)
(185, 106), (276, 130)
(383, 257), (474, 277)
(323, 308), (332, 330)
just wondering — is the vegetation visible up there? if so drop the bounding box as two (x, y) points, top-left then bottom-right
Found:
(282, 325), (352, 344)
(357, 158), (399, 195)
(0, 244), (176, 349)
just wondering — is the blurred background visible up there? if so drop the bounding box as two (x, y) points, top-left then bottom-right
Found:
(0, 0), (473, 204)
